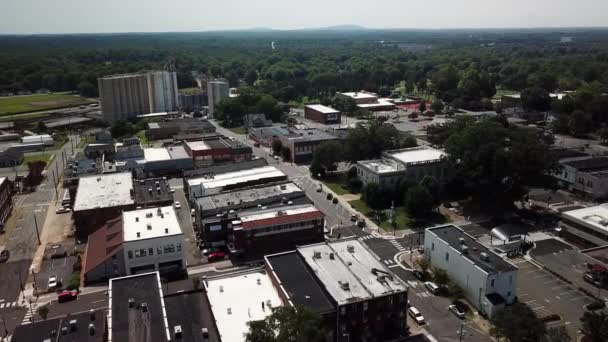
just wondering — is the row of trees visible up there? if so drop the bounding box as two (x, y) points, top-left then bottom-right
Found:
(215, 88), (283, 127)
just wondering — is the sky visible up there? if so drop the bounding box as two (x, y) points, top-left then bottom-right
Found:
(1, 0), (608, 34)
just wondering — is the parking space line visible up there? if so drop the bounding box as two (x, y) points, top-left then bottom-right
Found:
(570, 296), (587, 301)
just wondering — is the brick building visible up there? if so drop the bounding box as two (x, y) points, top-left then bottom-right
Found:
(304, 104), (341, 124)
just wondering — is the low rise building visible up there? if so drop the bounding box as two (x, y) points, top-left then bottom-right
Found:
(21, 134), (54, 146)
(133, 177), (174, 208)
(183, 136), (252, 167)
(249, 126), (291, 147)
(555, 157), (608, 199)
(279, 128), (341, 163)
(143, 146), (193, 175)
(424, 225), (518, 318)
(560, 204), (608, 248)
(357, 146), (448, 187)
(337, 91), (396, 111)
(304, 104), (341, 125)
(244, 113), (272, 128)
(147, 118), (216, 140)
(83, 216), (125, 284)
(11, 308), (106, 342)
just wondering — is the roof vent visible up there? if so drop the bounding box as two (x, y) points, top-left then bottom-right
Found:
(347, 245), (355, 253)
(61, 326), (68, 335)
(227, 308), (232, 315)
(280, 184), (287, 190)
(339, 281), (350, 291)
(135, 217), (139, 222)
(146, 212), (153, 218)
(128, 298), (135, 307)
(174, 325), (183, 339)
(157, 208), (162, 216)
(461, 245), (469, 254)
(480, 252), (489, 261)
(313, 251), (321, 259)
(220, 286), (224, 293)
(136, 232), (141, 238)
(88, 323), (95, 336)
(165, 228), (169, 234)
(459, 237), (466, 244)
(329, 253), (335, 260)
(141, 302), (148, 312)
(257, 278), (262, 285)
(89, 309), (96, 321)
(69, 319), (77, 331)
(147, 224), (152, 230)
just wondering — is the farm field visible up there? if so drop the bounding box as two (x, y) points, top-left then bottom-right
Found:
(0, 92), (94, 115)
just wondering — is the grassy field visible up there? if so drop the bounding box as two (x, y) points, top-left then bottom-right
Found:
(321, 173), (352, 195)
(179, 87), (204, 95)
(0, 93), (94, 115)
(22, 153), (54, 165)
(349, 199), (411, 231)
(0, 112), (50, 122)
(228, 126), (248, 135)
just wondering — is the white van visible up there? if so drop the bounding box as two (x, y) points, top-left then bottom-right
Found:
(408, 307), (425, 325)
(424, 281), (440, 295)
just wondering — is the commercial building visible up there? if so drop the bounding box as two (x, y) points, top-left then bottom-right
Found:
(186, 166), (287, 200)
(83, 216), (126, 284)
(204, 269), (283, 342)
(21, 134), (54, 146)
(424, 225), (518, 318)
(73, 173), (135, 238)
(133, 177), (174, 208)
(357, 146), (448, 187)
(207, 79), (229, 119)
(337, 91), (396, 111)
(555, 157), (608, 200)
(183, 136), (252, 167)
(143, 146), (193, 175)
(0, 177), (13, 227)
(98, 71), (178, 122)
(249, 126), (291, 147)
(560, 204), (608, 248)
(304, 104), (341, 124)
(11, 308), (106, 342)
(108, 272), (219, 342)
(279, 128), (341, 163)
(147, 118), (216, 140)
(266, 238), (409, 341)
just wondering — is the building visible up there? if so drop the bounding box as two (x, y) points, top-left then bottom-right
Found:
(178, 92), (207, 112)
(84, 143), (114, 159)
(186, 165), (286, 200)
(249, 126), (291, 147)
(73, 173), (135, 238)
(133, 177), (174, 208)
(424, 225), (518, 318)
(560, 204), (608, 248)
(11, 309), (106, 342)
(244, 113), (272, 128)
(182, 136), (252, 167)
(147, 118), (216, 140)
(204, 269), (283, 342)
(279, 128), (341, 163)
(183, 158), (268, 179)
(337, 91), (396, 111)
(555, 157), (608, 199)
(357, 146), (448, 187)
(21, 134), (54, 146)
(0, 177), (13, 227)
(108, 272), (219, 342)
(98, 71), (178, 122)
(83, 216), (125, 284)
(143, 146), (193, 175)
(304, 105), (341, 125)
(122, 206), (185, 276)
(207, 79), (229, 119)
(265, 238), (409, 341)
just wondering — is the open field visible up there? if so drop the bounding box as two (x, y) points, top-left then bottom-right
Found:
(0, 93), (94, 115)
(348, 199), (411, 231)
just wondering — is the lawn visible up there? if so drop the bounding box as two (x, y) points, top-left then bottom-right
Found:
(349, 199), (411, 231)
(228, 126), (248, 135)
(77, 134), (95, 148)
(0, 112), (50, 122)
(0, 93), (94, 115)
(22, 153), (54, 165)
(321, 173), (352, 195)
(179, 87), (204, 95)
(136, 130), (150, 145)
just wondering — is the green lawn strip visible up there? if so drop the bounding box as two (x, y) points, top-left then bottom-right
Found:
(0, 112), (50, 122)
(136, 130), (150, 145)
(0, 93), (94, 115)
(348, 199), (411, 231)
(22, 153), (53, 165)
(321, 173), (351, 195)
(227, 126), (248, 135)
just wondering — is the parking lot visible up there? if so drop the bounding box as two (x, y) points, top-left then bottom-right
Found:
(34, 256), (77, 293)
(513, 258), (593, 339)
(173, 187), (205, 267)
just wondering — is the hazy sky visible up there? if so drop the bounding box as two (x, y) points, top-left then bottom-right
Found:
(2, 0), (608, 34)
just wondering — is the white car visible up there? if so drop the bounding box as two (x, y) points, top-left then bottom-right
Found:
(424, 281), (440, 295)
(408, 307), (425, 325)
(174, 201), (181, 209)
(48, 275), (58, 289)
(449, 304), (465, 319)
(56, 207), (71, 214)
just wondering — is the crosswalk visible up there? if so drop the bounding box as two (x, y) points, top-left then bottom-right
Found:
(382, 259), (396, 266)
(390, 239), (406, 252)
(1, 335), (11, 341)
(0, 301), (18, 309)
(21, 302), (37, 325)
(359, 235), (375, 241)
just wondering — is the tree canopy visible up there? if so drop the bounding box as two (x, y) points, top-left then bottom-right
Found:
(244, 305), (324, 342)
(490, 303), (546, 342)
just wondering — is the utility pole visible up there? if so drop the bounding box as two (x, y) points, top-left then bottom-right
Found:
(0, 314), (7, 337)
(457, 322), (466, 342)
(33, 212), (41, 245)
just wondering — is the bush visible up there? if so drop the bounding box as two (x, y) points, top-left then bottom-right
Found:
(540, 314), (561, 323)
(37, 305), (49, 320)
(66, 272), (81, 290)
(585, 301), (606, 311)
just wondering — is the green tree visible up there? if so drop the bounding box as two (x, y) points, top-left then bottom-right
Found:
(490, 303), (546, 342)
(363, 183), (387, 211)
(344, 121), (401, 162)
(552, 114), (571, 134)
(405, 185), (434, 218)
(110, 120), (134, 138)
(36, 121), (47, 134)
(404, 81), (415, 94)
(281, 146), (291, 161)
(580, 310), (608, 342)
(418, 101), (427, 112)
(542, 326), (571, 342)
(244, 70), (258, 86)
(77, 81), (97, 97)
(245, 305), (324, 342)
(216, 97), (246, 127)
(430, 100), (444, 113)
(311, 141), (343, 174)
(521, 87), (552, 112)
(416, 258), (431, 277)
(420, 176), (441, 206)
(271, 138), (283, 156)
(569, 110), (593, 137)
(256, 94), (282, 122)
(432, 267), (450, 287)
(37, 305), (49, 320)
(400, 133), (418, 148)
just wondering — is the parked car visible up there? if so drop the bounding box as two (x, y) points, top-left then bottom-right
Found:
(332, 197), (338, 204)
(55, 207), (71, 214)
(424, 281), (440, 295)
(57, 290), (78, 303)
(191, 208), (196, 216)
(408, 307), (425, 325)
(208, 251), (226, 262)
(0, 250), (9, 263)
(350, 214), (358, 222)
(357, 219), (366, 228)
(326, 193), (333, 200)
(48, 275), (58, 289)
(449, 304), (465, 319)
(316, 185), (323, 192)
(174, 201), (181, 209)
(412, 270), (424, 280)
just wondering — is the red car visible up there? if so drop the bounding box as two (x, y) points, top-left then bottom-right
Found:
(207, 251), (226, 262)
(57, 290), (78, 303)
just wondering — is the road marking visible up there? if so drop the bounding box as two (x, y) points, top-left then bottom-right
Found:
(388, 264), (400, 268)
(570, 296), (587, 301)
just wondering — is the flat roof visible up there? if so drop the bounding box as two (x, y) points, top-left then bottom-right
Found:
(12, 309), (106, 342)
(122, 206), (182, 242)
(285, 129), (340, 143)
(297, 240), (372, 305)
(357, 99), (396, 108)
(358, 159), (402, 174)
(164, 291), (220, 342)
(238, 204), (323, 230)
(108, 272), (170, 342)
(562, 204), (608, 235)
(144, 148), (172, 162)
(196, 182), (303, 212)
(339, 92), (378, 100)
(187, 166), (286, 192)
(74, 173), (134, 211)
(205, 269), (283, 342)
(305, 104), (340, 114)
(427, 225), (518, 274)
(185, 140), (211, 151)
(265, 252), (334, 313)
(562, 157), (608, 172)
(167, 145), (190, 160)
(386, 146), (446, 165)
(133, 178), (174, 206)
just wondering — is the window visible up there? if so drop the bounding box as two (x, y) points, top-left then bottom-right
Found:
(509, 275), (512, 284)
(363, 302), (368, 311)
(445, 252), (449, 261)
(507, 291), (511, 297)
(128, 251), (133, 259)
(148, 248), (154, 256)
(176, 243), (182, 252)
(157, 246), (163, 255)
(431, 243), (435, 251)
(340, 307), (346, 315)
(490, 279), (495, 287)
(164, 244), (176, 253)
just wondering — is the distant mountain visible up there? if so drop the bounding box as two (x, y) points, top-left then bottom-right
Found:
(318, 25), (369, 31)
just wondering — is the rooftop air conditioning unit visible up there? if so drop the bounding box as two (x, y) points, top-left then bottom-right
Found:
(347, 245), (355, 253)
(329, 253), (335, 260)
(69, 320), (77, 331)
(461, 245), (469, 254)
(141, 303), (148, 312)
(339, 281), (350, 291)
(128, 298), (135, 307)
(147, 224), (152, 230)
(313, 251), (321, 259)
(88, 323), (96, 336)
(174, 325), (183, 339)
(458, 237), (466, 244)
(480, 252), (489, 261)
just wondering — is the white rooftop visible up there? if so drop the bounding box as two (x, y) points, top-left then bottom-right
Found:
(239, 204), (320, 224)
(187, 166), (285, 193)
(0, 177), (6, 187)
(357, 99), (395, 108)
(358, 159), (402, 174)
(185, 140), (211, 151)
(74, 173), (134, 211)
(563, 204), (608, 234)
(298, 241), (371, 305)
(122, 206), (182, 242)
(387, 146), (446, 165)
(305, 104), (340, 114)
(340, 91), (378, 100)
(205, 270), (283, 342)
(144, 148), (171, 162)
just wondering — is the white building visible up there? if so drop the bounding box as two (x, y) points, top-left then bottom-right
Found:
(147, 71), (179, 114)
(424, 225), (518, 318)
(21, 134), (54, 146)
(207, 79), (229, 119)
(122, 206), (185, 275)
(560, 204), (608, 247)
(204, 269), (283, 342)
(357, 146), (448, 187)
